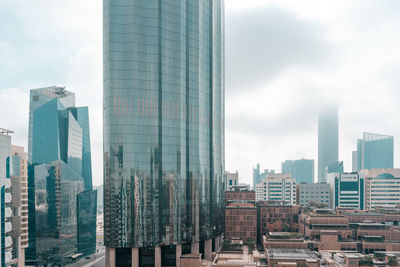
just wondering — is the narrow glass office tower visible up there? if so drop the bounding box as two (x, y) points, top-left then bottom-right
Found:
(103, 1), (225, 266)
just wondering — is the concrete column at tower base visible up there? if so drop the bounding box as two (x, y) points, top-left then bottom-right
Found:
(132, 247), (139, 267)
(176, 244), (182, 267)
(191, 241), (199, 254)
(155, 246), (161, 267)
(215, 236), (220, 251)
(105, 247), (116, 267)
(204, 239), (212, 260)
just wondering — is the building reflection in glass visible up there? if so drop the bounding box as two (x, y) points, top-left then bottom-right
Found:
(103, 0), (225, 255)
(27, 87), (96, 264)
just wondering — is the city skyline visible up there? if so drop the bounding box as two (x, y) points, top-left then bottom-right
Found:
(2, 1), (400, 266)
(2, 0), (400, 186)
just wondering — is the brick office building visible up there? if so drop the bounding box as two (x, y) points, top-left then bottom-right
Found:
(225, 191), (257, 243)
(299, 208), (400, 253)
(257, 201), (300, 243)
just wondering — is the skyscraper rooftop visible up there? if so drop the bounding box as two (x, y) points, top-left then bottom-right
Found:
(363, 132), (393, 141)
(0, 128), (14, 135)
(30, 86), (74, 99)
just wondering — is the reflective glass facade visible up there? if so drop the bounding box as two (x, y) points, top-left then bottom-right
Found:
(318, 107), (339, 182)
(77, 190), (97, 256)
(103, 0), (225, 249)
(356, 132), (393, 171)
(33, 161), (84, 257)
(27, 87), (96, 264)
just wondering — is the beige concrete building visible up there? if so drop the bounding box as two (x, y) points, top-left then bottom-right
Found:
(224, 171), (239, 191)
(0, 128), (13, 266)
(9, 145), (28, 267)
(255, 174), (296, 205)
(211, 246), (264, 267)
(360, 168), (400, 209)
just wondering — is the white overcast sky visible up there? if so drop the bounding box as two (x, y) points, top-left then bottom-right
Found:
(1, 0), (400, 186)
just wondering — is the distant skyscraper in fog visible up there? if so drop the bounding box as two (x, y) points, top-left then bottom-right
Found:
(253, 163), (275, 188)
(282, 159), (314, 184)
(318, 106), (339, 183)
(355, 132), (393, 171)
(325, 161), (344, 179)
(352, 151), (358, 172)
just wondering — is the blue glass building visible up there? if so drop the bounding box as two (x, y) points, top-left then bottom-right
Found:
(356, 132), (394, 171)
(318, 106), (339, 183)
(103, 1), (225, 266)
(282, 159), (314, 184)
(77, 189), (98, 256)
(27, 87), (96, 265)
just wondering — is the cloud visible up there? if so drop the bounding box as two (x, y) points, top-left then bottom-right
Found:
(0, 0), (103, 185)
(2, 1), (400, 188)
(0, 88), (29, 147)
(224, 1), (400, 186)
(226, 5), (331, 95)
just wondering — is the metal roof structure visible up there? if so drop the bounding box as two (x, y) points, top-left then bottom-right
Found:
(0, 128), (14, 135)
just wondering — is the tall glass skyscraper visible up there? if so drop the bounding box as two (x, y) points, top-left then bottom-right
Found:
(318, 106), (339, 183)
(27, 87), (96, 265)
(103, 1), (225, 266)
(356, 132), (394, 171)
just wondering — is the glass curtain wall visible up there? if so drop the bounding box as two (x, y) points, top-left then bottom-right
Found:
(103, 0), (225, 249)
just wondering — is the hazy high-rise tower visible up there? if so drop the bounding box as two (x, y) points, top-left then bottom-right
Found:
(318, 106), (339, 182)
(103, 1), (225, 266)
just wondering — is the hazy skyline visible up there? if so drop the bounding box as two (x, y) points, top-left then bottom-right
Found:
(2, 0), (400, 186)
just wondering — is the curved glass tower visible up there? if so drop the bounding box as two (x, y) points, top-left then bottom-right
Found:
(103, 1), (225, 266)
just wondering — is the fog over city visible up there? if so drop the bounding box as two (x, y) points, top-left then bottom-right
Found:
(1, 0), (400, 185)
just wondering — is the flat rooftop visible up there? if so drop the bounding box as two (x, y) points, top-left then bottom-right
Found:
(267, 249), (319, 260)
(344, 212), (383, 216)
(0, 128), (13, 135)
(351, 222), (386, 226)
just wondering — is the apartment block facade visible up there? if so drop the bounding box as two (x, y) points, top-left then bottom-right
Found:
(360, 168), (400, 209)
(255, 174), (296, 205)
(8, 146), (28, 267)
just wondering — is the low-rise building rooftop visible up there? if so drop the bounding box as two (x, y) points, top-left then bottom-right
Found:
(267, 248), (319, 261)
